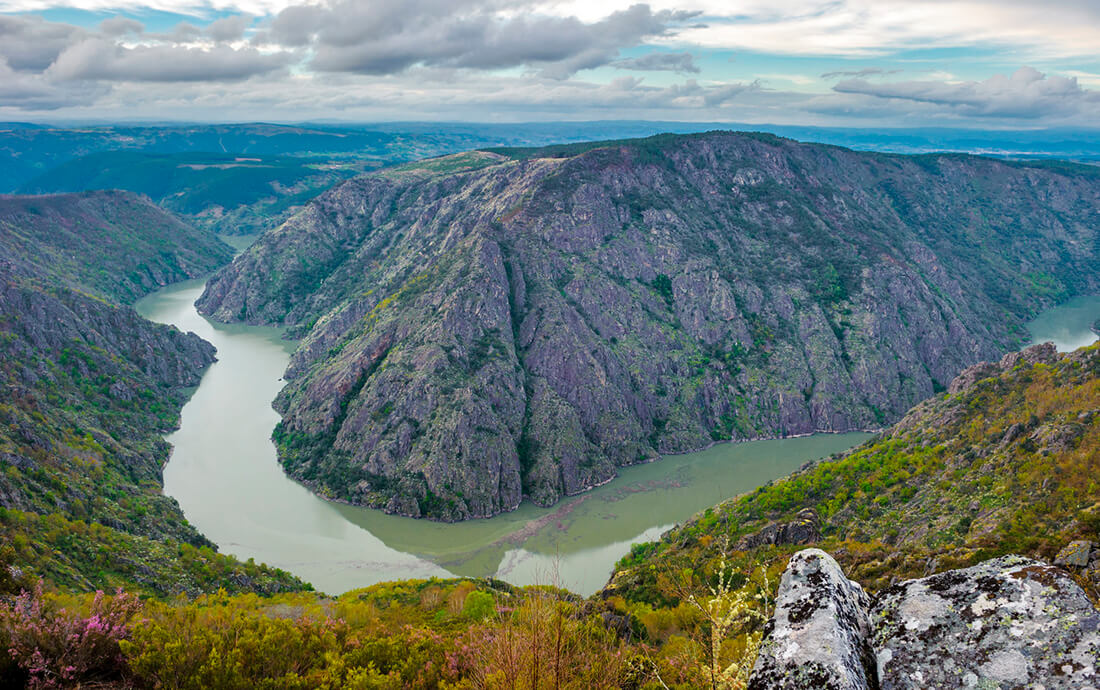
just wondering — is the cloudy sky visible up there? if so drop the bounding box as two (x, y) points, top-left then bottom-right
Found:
(1, 0), (1098, 126)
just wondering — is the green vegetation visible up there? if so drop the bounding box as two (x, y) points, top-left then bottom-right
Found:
(0, 193), (304, 597)
(0, 191), (232, 303)
(0, 509), (300, 597)
(4, 130), (1100, 688)
(484, 130), (783, 162)
(12, 344), (1096, 688)
(612, 345), (1100, 615)
(1, 578), (697, 688)
(20, 152), (367, 236)
(199, 130), (1100, 519)
(377, 151), (506, 180)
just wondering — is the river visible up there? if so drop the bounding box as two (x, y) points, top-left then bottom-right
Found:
(135, 274), (1100, 596)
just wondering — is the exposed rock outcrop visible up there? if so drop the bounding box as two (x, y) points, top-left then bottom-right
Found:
(948, 342), (1059, 395)
(198, 132), (1100, 519)
(1055, 540), (1094, 569)
(874, 556), (1099, 689)
(736, 508), (821, 551)
(0, 192), (307, 595)
(749, 549), (877, 690)
(750, 550), (1100, 690)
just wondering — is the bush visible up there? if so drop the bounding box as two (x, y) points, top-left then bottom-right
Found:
(120, 592), (347, 689)
(461, 590), (495, 621)
(1, 583), (140, 688)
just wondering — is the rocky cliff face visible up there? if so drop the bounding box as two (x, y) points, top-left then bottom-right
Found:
(751, 549), (1099, 689)
(0, 265), (215, 544)
(197, 132), (1100, 520)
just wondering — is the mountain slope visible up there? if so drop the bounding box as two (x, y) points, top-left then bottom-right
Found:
(197, 132), (1100, 520)
(19, 152), (363, 236)
(0, 192), (303, 594)
(0, 191), (232, 302)
(608, 342), (1100, 605)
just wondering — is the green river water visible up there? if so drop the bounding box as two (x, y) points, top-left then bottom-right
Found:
(135, 273), (1100, 596)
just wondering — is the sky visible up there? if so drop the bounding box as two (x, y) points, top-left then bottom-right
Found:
(1, 0), (1098, 127)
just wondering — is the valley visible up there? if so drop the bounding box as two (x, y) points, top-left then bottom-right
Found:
(2, 0), (1098, 684)
(138, 267), (1099, 596)
(1, 128), (1098, 689)
(199, 132), (1100, 521)
(137, 276), (872, 596)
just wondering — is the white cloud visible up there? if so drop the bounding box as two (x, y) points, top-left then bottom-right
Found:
(2, 0), (1096, 60)
(47, 37), (293, 81)
(645, 0), (1100, 59)
(833, 66), (1099, 119)
(265, 1), (696, 79)
(613, 52), (699, 73)
(0, 0), (1095, 126)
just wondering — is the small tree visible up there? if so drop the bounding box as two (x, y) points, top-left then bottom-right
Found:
(684, 554), (770, 689)
(656, 542), (773, 690)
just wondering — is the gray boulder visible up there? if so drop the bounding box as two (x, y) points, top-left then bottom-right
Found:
(871, 555), (1099, 689)
(1054, 540), (1093, 569)
(749, 550), (1100, 690)
(736, 508), (821, 551)
(748, 549), (878, 690)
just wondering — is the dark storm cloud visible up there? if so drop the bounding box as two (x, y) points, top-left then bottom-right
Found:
(48, 39), (293, 82)
(267, 1), (696, 78)
(614, 52), (699, 74)
(833, 67), (1097, 118)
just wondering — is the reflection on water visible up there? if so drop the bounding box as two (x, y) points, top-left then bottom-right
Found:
(135, 274), (874, 595)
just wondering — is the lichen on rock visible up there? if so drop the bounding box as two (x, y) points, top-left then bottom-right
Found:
(750, 549), (1100, 690)
(872, 555), (1099, 689)
(749, 549), (877, 690)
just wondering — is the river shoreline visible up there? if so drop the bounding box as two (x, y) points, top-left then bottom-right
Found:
(136, 276), (1100, 595)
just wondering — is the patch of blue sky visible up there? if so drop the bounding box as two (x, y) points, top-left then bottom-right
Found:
(20, 6), (242, 31)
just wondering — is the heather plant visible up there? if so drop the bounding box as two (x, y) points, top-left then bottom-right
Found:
(1, 582), (140, 688)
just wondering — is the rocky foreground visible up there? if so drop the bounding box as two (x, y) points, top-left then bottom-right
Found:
(751, 548), (1099, 689)
(198, 132), (1100, 520)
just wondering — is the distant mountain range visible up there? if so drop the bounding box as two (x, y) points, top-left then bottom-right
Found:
(3, 121), (1095, 238)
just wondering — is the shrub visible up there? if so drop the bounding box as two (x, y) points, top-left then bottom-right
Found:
(120, 592), (347, 689)
(1, 583), (140, 688)
(462, 590), (495, 621)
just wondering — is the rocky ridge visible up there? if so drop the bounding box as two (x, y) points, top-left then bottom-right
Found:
(605, 339), (1100, 672)
(0, 191), (232, 303)
(197, 132), (1100, 519)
